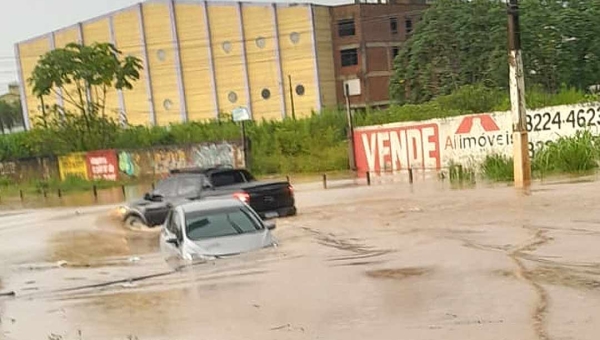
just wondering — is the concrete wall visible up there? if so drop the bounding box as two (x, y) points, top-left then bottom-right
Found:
(0, 156), (58, 182)
(353, 103), (600, 175)
(16, 0), (335, 128)
(0, 141), (243, 183)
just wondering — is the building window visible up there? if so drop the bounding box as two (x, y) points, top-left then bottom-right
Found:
(157, 49), (166, 61)
(256, 37), (266, 49)
(228, 91), (238, 103)
(261, 88), (271, 100)
(290, 32), (300, 44)
(340, 48), (358, 67)
(390, 17), (398, 35)
(405, 19), (413, 34)
(295, 85), (305, 96)
(163, 99), (173, 110)
(392, 47), (400, 59)
(222, 41), (232, 53)
(337, 19), (355, 37)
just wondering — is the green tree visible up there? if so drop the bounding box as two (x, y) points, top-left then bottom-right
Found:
(391, 0), (600, 103)
(0, 101), (23, 134)
(28, 42), (143, 150)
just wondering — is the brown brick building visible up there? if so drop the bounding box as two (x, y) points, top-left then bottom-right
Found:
(330, 0), (430, 109)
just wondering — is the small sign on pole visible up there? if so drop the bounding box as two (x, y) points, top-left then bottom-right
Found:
(231, 106), (251, 168)
(232, 106), (251, 122)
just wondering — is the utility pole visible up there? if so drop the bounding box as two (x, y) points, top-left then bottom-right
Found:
(507, 0), (531, 189)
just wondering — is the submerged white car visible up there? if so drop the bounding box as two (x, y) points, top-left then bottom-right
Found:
(159, 198), (277, 261)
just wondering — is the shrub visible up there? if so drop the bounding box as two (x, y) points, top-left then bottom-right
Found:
(533, 130), (600, 175)
(481, 154), (514, 182)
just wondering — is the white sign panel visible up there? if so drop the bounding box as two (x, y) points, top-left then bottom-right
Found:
(232, 106), (251, 122)
(344, 79), (361, 97)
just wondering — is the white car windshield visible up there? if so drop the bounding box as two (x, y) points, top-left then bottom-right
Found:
(185, 206), (264, 241)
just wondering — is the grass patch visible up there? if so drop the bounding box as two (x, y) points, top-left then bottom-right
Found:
(448, 161), (476, 185)
(481, 154), (514, 182)
(533, 130), (600, 177)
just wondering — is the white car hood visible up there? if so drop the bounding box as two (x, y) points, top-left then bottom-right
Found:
(182, 230), (276, 258)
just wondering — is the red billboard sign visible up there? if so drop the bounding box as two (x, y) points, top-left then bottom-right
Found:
(86, 150), (118, 181)
(354, 123), (441, 174)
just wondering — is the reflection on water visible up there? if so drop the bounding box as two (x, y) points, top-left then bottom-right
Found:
(0, 184), (152, 210)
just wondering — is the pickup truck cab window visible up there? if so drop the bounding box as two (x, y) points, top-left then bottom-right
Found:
(154, 177), (177, 197)
(176, 176), (201, 196)
(210, 170), (249, 187)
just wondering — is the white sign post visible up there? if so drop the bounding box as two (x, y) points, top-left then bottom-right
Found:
(232, 106), (251, 168)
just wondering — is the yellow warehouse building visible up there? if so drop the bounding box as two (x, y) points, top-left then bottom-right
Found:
(15, 0), (338, 129)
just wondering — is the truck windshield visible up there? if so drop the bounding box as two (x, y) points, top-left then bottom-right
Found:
(185, 206), (264, 240)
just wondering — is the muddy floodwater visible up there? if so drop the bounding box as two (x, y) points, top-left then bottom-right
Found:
(2, 179), (600, 339)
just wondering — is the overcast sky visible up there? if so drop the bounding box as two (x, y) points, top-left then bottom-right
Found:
(0, 0), (350, 95)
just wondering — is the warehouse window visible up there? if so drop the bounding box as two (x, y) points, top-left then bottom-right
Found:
(340, 48), (358, 67)
(228, 91), (238, 103)
(222, 41), (232, 53)
(338, 19), (355, 37)
(163, 99), (173, 110)
(392, 47), (400, 59)
(295, 85), (305, 96)
(256, 37), (266, 49)
(261, 88), (271, 100)
(157, 49), (166, 61)
(290, 32), (300, 44)
(390, 17), (398, 35)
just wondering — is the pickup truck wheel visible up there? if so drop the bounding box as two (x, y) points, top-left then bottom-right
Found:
(124, 215), (145, 228)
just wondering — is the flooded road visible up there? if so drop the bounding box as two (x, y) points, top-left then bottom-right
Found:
(2, 179), (600, 339)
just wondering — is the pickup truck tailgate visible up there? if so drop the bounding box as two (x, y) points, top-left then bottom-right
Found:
(241, 181), (294, 212)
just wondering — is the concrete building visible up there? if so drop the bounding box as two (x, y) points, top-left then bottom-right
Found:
(15, 0), (429, 129)
(331, 0), (429, 109)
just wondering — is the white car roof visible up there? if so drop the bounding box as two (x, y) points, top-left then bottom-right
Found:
(179, 198), (245, 214)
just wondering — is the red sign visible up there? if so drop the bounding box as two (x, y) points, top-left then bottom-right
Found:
(86, 150), (118, 181)
(455, 114), (500, 134)
(354, 123), (441, 174)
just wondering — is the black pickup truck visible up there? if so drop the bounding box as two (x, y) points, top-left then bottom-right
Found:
(117, 167), (296, 227)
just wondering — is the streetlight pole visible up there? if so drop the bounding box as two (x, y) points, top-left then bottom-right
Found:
(507, 0), (531, 189)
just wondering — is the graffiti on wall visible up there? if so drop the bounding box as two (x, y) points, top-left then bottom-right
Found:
(152, 148), (188, 175)
(116, 141), (244, 180)
(190, 143), (242, 169)
(118, 151), (143, 178)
